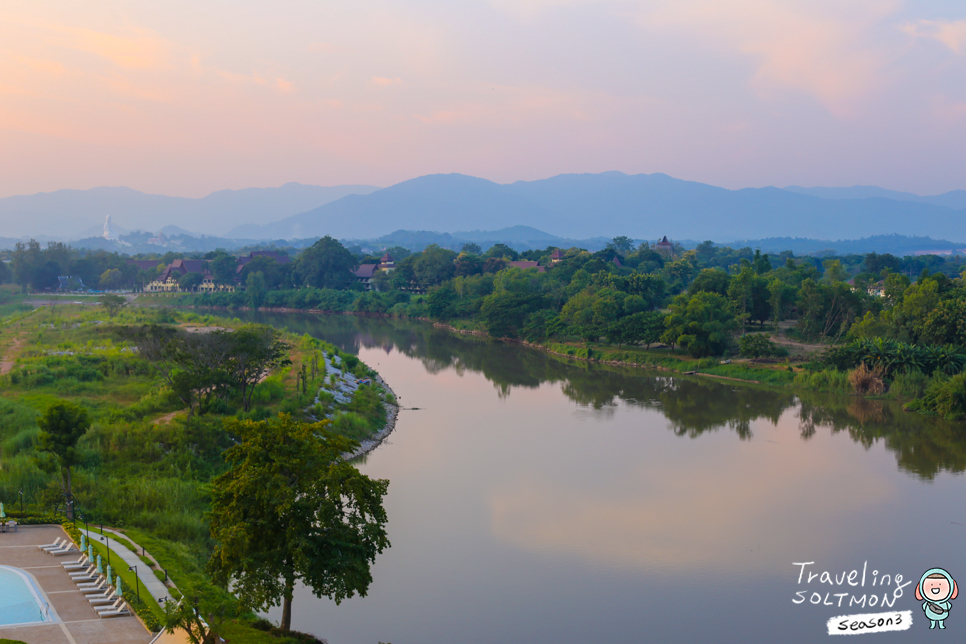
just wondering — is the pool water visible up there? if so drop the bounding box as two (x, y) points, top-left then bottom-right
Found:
(0, 566), (50, 626)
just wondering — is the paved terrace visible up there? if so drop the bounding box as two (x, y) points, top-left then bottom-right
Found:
(0, 525), (152, 644)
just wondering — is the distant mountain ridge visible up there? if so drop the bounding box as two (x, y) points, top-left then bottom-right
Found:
(234, 172), (966, 242)
(783, 186), (966, 210)
(0, 183), (379, 238)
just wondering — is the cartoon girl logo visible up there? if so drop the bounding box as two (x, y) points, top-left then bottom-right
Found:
(916, 568), (958, 630)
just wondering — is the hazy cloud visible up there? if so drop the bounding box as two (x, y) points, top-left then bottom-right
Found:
(902, 19), (966, 54)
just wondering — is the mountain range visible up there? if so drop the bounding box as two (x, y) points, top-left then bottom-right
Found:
(232, 172), (966, 242)
(2, 172), (966, 245)
(0, 183), (379, 238)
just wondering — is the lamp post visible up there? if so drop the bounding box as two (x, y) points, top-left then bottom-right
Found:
(128, 565), (140, 602)
(79, 514), (90, 541)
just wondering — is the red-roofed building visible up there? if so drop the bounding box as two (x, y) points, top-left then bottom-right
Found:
(145, 259), (234, 293)
(656, 236), (674, 256)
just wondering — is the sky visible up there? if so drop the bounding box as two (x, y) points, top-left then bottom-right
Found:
(1, 0), (965, 198)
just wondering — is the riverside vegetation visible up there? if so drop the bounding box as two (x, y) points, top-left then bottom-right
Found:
(125, 237), (966, 420)
(0, 295), (393, 643)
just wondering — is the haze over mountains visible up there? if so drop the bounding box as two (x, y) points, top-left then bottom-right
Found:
(0, 183), (379, 238)
(2, 172), (966, 249)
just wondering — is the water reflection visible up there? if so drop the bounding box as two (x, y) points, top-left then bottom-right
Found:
(234, 311), (966, 479)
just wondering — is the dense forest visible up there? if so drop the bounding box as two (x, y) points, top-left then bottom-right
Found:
(10, 234), (966, 417)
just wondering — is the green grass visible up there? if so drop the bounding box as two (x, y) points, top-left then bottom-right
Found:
(78, 522), (164, 620)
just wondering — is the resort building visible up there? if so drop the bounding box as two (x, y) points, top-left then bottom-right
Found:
(353, 253), (398, 289)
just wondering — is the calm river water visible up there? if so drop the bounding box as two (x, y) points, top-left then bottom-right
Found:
(234, 311), (966, 643)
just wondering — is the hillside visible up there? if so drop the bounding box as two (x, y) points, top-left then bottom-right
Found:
(0, 183), (379, 238)
(237, 172), (966, 242)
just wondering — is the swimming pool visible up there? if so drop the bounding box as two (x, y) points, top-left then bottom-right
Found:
(0, 566), (53, 626)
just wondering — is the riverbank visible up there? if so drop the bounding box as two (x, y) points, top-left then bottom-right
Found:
(343, 374), (399, 460)
(147, 302), (820, 387)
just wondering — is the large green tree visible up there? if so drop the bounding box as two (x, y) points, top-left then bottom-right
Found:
(208, 415), (390, 632)
(661, 291), (740, 357)
(297, 236), (358, 289)
(37, 401), (91, 519)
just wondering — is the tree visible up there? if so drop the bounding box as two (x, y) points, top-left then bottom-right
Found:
(178, 272), (205, 292)
(128, 324), (289, 415)
(208, 252), (238, 286)
(162, 578), (238, 644)
(865, 252), (900, 276)
(480, 290), (542, 338)
(822, 259), (848, 284)
(767, 279), (797, 322)
(620, 310), (665, 349)
(99, 268), (125, 290)
(461, 242), (482, 254)
(0, 258), (8, 284)
(689, 268), (730, 296)
(752, 250), (772, 275)
(738, 333), (787, 358)
(607, 236), (634, 254)
(484, 243), (519, 261)
(297, 236), (357, 289)
(427, 285), (457, 319)
(661, 291), (740, 357)
(37, 401), (91, 519)
(245, 271), (266, 308)
(221, 325), (291, 412)
(409, 245), (458, 287)
(98, 294), (126, 318)
(208, 415), (390, 632)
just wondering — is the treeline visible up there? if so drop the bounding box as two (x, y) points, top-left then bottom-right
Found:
(185, 238), (966, 356)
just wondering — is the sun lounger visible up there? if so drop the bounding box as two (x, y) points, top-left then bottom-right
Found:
(77, 579), (108, 594)
(48, 544), (78, 556)
(63, 555), (90, 568)
(94, 598), (126, 614)
(89, 594), (119, 606)
(99, 608), (132, 618)
(39, 538), (65, 551)
(69, 565), (97, 578)
(88, 591), (117, 605)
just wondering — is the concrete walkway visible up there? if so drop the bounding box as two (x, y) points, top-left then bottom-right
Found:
(0, 524), (151, 644)
(86, 528), (173, 606)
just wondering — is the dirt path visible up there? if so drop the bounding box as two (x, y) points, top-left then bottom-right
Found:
(0, 334), (26, 375)
(153, 410), (182, 425)
(768, 321), (828, 356)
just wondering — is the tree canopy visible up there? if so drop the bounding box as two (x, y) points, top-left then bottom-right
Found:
(296, 236), (358, 290)
(37, 400), (91, 518)
(207, 414), (390, 631)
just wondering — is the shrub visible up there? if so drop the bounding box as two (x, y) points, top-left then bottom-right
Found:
(888, 369), (931, 400)
(793, 369), (850, 393)
(909, 373), (966, 420)
(738, 333), (789, 358)
(848, 364), (885, 395)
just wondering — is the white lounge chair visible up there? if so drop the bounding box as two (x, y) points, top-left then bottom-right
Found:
(94, 598), (126, 613)
(39, 538), (65, 551)
(63, 555), (90, 568)
(99, 608), (131, 618)
(69, 565), (97, 578)
(48, 544), (78, 556)
(80, 581), (110, 594)
(87, 588), (116, 600)
(89, 592), (118, 606)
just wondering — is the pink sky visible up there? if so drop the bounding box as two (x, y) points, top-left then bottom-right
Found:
(1, 0), (964, 197)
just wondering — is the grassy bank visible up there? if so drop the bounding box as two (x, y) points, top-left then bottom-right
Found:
(0, 301), (391, 642)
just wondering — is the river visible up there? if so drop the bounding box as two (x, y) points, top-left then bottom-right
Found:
(232, 311), (966, 643)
